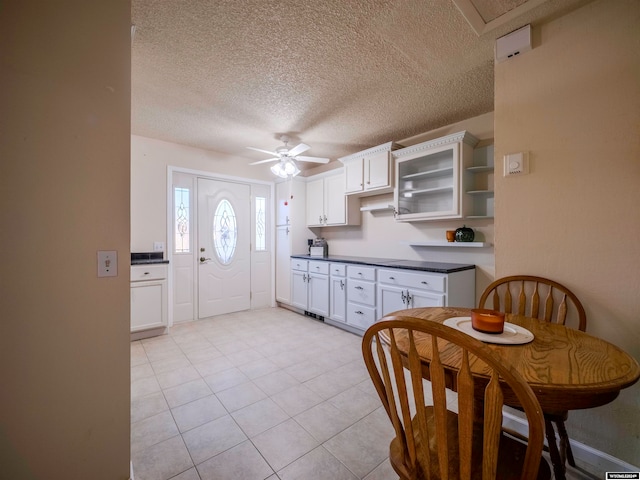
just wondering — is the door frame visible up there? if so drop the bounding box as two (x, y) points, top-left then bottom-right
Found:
(166, 166), (275, 326)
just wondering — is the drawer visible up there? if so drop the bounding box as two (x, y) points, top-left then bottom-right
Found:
(308, 261), (329, 275)
(130, 264), (167, 282)
(291, 259), (308, 272)
(346, 303), (377, 330)
(347, 265), (376, 281)
(348, 279), (376, 306)
(329, 263), (346, 277)
(377, 268), (446, 293)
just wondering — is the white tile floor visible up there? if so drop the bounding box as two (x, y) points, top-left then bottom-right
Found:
(131, 307), (596, 480)
(131, 308), (397, 480)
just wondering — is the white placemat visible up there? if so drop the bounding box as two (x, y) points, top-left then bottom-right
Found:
(444, 317), (534, 345)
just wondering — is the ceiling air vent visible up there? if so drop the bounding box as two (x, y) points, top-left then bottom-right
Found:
(495, 24), (531, 63)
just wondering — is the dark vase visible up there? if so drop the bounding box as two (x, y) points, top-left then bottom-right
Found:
(455, 225), (474, 242)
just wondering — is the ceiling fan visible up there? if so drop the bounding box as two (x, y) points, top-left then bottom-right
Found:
(248, 135), (329, 178)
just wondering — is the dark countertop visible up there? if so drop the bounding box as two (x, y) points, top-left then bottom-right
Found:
(131, 252), (169, 265)
(290, 254), (475, 274)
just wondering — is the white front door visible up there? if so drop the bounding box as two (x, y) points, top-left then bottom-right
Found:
(197, 178), (251, 318)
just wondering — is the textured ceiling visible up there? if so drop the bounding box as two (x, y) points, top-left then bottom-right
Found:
(131, 0), (592, 171)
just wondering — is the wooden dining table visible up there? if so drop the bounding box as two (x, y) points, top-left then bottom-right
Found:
(383, 306), (640, 479)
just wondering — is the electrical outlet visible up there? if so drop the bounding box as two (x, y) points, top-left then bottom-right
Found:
(97, 250), (118, 277)
(153, 242), (165, 252)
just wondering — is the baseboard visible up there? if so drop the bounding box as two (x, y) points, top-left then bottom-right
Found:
(130, 461), (134, 480)
(130, 326), (168, 341)
(502, 410), (640, 475)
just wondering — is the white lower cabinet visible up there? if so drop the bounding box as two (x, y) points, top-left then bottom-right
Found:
(378, 268), (446, 317)
(308, 261), (329, 317)
(291, 259), (309, 311)
(131, 264), (168, 333)
(289, 256), (476, 335)
(346, 265), (377, 331)
(329, 263), (347, 323)
(290, 259), (329, 317)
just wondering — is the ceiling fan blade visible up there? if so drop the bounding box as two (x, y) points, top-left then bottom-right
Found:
(247, 146), (278, 156)
(287, 143), (310, 157)
(249, 157), (280, 165)
(295, 155), (330, 164)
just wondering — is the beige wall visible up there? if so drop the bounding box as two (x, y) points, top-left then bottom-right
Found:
(495, 0), (639, 463)
(131, 135), (273, 252)
(0, 2), (131, 479)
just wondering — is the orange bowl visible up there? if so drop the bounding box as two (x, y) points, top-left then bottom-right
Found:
(471, 309), (505, 334)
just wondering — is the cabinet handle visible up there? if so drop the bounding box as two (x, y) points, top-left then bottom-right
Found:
(315, 266), (320, 269)
(357, 272), (363, 276)
(401, 290), (407, 304)
(144, 272), (150, 275)
(355, 311), (364, 315)
(286, 216), (290, 224)
(388, 276), (395, 280)
(421, 281), (428, 285)
(319, 215), (323, 223)
(340, 280), (344, 290)
(355, 286), (364, 290)
(323, 215), (327, 223)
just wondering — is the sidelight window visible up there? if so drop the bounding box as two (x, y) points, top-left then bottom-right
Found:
(174, 187), (190, 253)
(255, 196), (266, 251)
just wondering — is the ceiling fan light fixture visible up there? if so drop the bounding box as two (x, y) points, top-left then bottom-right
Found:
(270, 159), (300, 178)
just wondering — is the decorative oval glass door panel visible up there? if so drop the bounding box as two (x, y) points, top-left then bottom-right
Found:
(213, 199), (237, 264)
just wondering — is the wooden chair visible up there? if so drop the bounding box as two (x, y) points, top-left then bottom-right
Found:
(362, 316), (550, 480)
(478, 275), (586, 331)
(479, 275), (587, 476)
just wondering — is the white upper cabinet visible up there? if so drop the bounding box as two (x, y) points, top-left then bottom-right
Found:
(306, 178), (326, 227)
(340, 142), (397, 197)
(393, 131), (479, 221)
(306, 170), (360, 227)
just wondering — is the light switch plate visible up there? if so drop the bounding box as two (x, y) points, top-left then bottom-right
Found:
(97, 250), (118, 277)
(153, 242), (165, 252)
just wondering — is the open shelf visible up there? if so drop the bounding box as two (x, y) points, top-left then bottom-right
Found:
(400, 166), (454, 180)
(402, 241), (492, 248)
(360, 204), (394, 212)
(400, 185), (453, 197)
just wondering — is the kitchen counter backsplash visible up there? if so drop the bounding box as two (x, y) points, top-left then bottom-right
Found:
(131, 252), (169, 265)
(290, 254), (474, 274)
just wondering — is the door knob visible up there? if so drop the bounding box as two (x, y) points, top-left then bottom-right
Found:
(200, 257), (211, 263)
